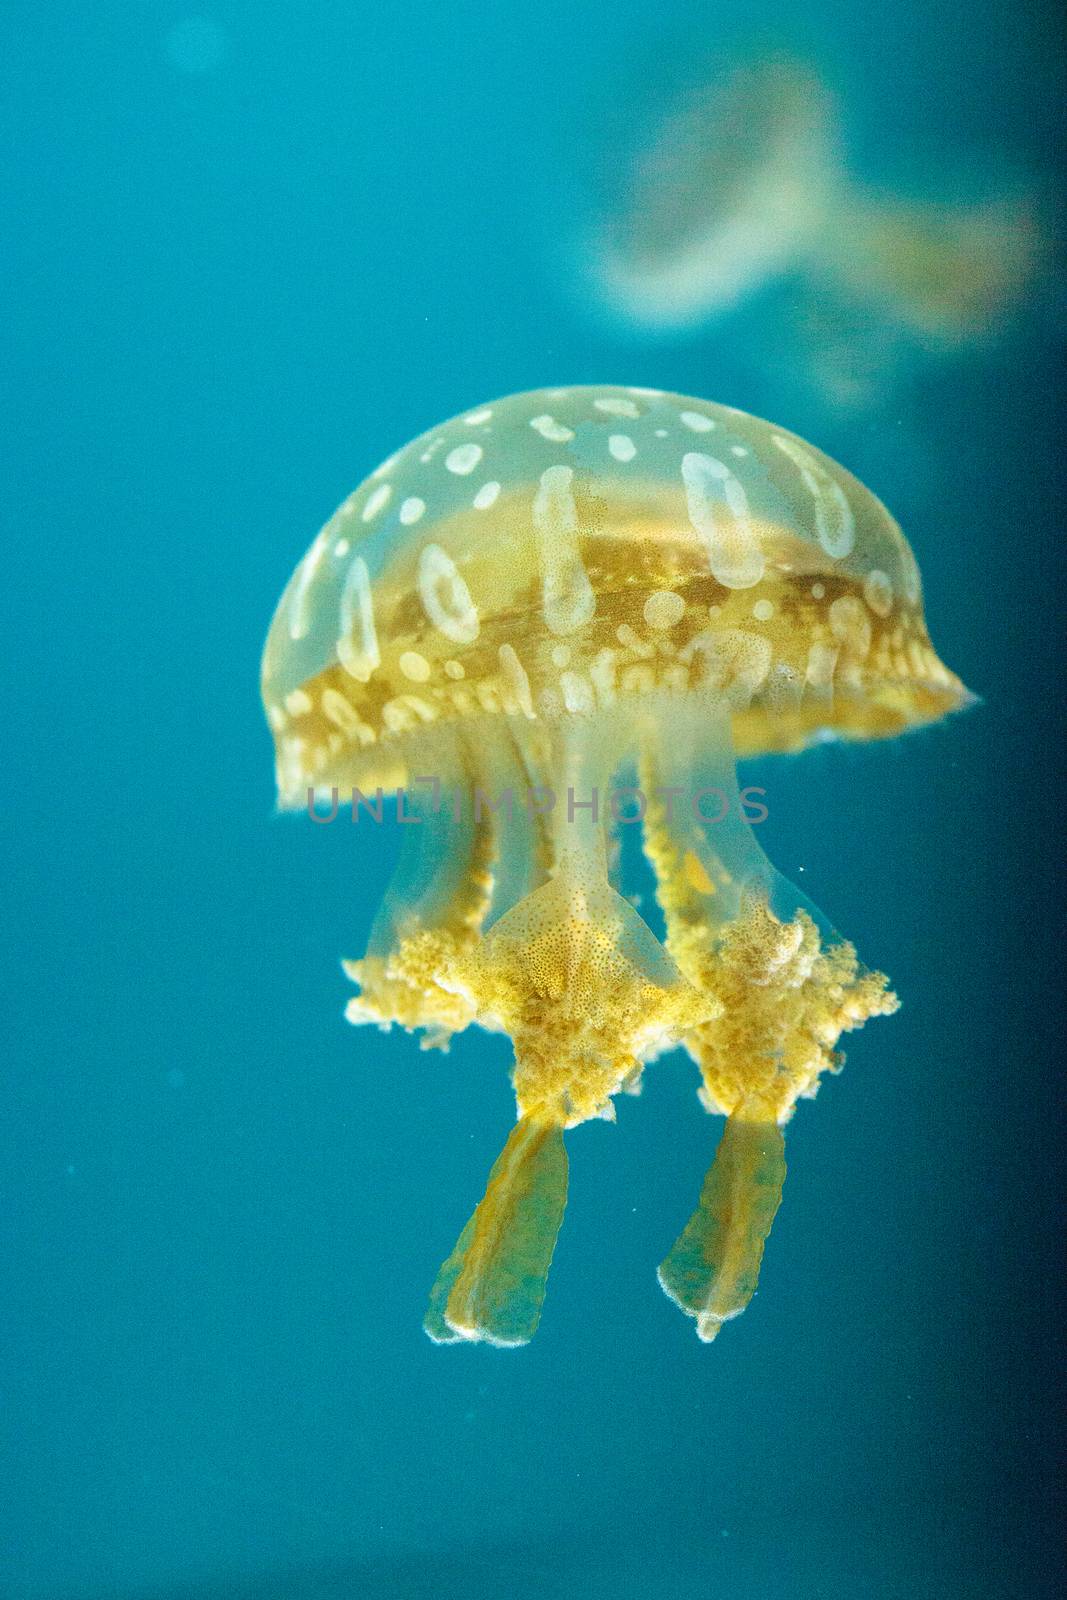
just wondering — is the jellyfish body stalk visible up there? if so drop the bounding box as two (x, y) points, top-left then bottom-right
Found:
(424, 1113), (569, 1347)
(658, 1114), (786, 1343)
(344, 730), (496, 1046)
(350, 693), (897, 1347)
(422, 709), (710, 1345)
(636, 697), (894, 1340)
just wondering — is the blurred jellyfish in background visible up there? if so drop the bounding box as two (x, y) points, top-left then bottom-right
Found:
(577, 48), (1045, 409)
(591, 55), (839, 330)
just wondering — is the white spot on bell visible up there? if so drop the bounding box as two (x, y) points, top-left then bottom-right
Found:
(608, 434), (637, 463)
(594, 396), (641, 418)
(772, 434), (855, 560)
(417, 543), (480, 645)
(498, 643), (535, 718)
(805, 640), (839, 692)
(679, 410), (715, 433)
(829, 595), (872, 658)
(863, 568), (894, 617)
(533, 465), (596, 636)
(530, 414), (575, 443)
(337, 555), (380, 682)
(643, 590), (685, 630)
(321, 689), (364, 737)
(399, 650), (432, 683)
(445, 443), (483, 476)
(691, 628), (772, 704)
(399, 497), (426, 526)
(560, 670), (595, 713)
(473, 480), (501, 510)
(362, 483), (392, 522)
(681, 452), (765, 590)
(287, 530), (329, 641)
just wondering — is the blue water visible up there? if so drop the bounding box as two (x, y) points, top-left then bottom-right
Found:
(3, 3), (1063, 1597)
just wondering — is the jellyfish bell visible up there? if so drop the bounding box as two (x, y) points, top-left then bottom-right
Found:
(591, 55), (839, 330)
(262, 385), (970, 1347)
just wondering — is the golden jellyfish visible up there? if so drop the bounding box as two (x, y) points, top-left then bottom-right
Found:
(261, 386), (970, 1346)
(590, 53), (1038, 345)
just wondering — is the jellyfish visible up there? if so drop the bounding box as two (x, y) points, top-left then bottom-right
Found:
(261, 386), (970, 1346)
(588, 53), (1039, 347)
(590, 55), (837, 330)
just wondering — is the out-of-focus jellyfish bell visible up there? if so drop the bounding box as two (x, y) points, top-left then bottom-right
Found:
(589, 52), (1038, 348)
(593, 57), (839, 330)
(262, 386), (971, 1346)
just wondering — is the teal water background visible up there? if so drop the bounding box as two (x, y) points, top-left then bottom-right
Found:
(2, 3), (1064, 1597)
